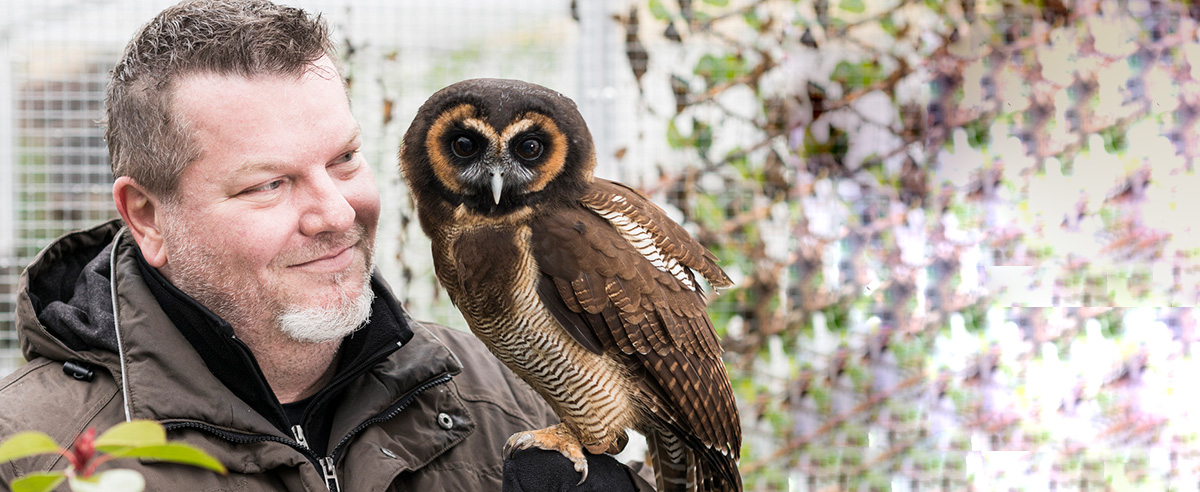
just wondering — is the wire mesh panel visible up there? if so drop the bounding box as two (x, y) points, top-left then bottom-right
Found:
(0, 0), (149, 374)
(13, 57), (115, 256)
(0, 54), (118, 373)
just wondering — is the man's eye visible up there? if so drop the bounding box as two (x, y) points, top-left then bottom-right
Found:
(338, 150), (358, 163)
(247, 180), (283, 194)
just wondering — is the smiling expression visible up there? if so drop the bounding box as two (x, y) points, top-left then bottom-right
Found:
(159, 55), (380, 335)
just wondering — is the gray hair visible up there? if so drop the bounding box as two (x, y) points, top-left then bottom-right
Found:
(105, 0), (338, 199)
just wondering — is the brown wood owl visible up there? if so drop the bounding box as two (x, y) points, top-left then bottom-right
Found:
(399, 78), (741, 492)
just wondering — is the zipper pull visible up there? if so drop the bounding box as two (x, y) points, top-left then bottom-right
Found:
(292, 425), (310, 451)
(320, 456), (341, 492)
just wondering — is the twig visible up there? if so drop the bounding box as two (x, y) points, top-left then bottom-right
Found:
(742, 372), (926, 474)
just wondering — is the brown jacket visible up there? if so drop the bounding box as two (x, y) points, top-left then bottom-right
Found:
(0, 219), (558, 490)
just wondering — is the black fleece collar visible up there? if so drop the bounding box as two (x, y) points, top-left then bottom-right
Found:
(133, 248), (414, 454)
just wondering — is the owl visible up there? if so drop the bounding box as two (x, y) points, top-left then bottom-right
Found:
(400, 78), (741, 492)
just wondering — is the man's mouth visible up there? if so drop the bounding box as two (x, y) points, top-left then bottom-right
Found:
(290, 243), (358, 272)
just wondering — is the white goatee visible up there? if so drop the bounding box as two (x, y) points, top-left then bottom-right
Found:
(276, 270), (375, 344)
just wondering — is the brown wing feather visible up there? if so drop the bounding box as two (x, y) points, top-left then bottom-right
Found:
(530, 184), (741, 489)
(581, 179), (733, 290)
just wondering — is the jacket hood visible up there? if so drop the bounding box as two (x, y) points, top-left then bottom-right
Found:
(18, 220), (124, 365)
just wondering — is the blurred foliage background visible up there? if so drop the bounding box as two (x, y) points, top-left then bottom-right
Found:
(2, 0), (1198, 489)
(595, 0), (1200, 490)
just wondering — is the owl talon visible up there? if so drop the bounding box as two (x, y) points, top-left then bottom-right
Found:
(504, 425), (589, 484)
(502, 432), (533, 459)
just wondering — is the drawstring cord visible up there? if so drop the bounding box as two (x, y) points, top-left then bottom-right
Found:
(108, 227), (133, 423)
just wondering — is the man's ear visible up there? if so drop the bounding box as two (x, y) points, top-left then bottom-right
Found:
(113, 176), (168, 268)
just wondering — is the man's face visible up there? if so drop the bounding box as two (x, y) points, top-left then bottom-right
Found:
(159, 56), (380, 342)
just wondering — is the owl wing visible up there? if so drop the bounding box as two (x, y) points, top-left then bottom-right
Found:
(529, 178), (741, 466)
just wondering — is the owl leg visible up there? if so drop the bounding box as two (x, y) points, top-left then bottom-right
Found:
(504, 424), (589, 485)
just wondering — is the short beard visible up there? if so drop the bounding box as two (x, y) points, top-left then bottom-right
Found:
(160, 202), (376, 345)
(276, 268), (375, 343)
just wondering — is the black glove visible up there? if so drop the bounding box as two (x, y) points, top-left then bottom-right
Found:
(502, 448), (652, 492)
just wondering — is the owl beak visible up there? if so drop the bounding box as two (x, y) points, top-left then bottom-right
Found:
(490, 169), (505, 204)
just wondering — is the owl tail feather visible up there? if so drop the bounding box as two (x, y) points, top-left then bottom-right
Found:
(647, 430), (690, 492)
(647, 428), (742, 492)
(695, 450), (742, 492)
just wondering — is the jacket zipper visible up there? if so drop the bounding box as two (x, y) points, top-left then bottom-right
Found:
(291, 425), (342, 491)
(320, 457), (341, 492)
(163, 372), (453, 491)
(291, 425), (310, 450)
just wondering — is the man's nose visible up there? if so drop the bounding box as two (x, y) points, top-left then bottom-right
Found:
(298, 172), (355, 236)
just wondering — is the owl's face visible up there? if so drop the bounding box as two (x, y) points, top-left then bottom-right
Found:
(401, 78), (596, 216)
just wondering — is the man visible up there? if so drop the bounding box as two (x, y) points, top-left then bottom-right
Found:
(0, 1), (646, 490)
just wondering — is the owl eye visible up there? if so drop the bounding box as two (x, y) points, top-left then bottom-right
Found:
(451, 136), (479, 158)
(514, 138), (543, 161)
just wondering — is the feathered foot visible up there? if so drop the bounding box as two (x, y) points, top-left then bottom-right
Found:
(504, 424), (589, 485)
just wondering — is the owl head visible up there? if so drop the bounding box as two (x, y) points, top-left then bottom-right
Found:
(400, 78), (597, 217)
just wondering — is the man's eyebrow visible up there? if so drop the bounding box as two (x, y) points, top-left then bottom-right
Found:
(227, 125), (364, 181)
(342, 124), (363, 149)
(227, 160), (290, 182)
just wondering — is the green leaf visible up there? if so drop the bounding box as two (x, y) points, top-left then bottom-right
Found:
(106, 444), (226, 474)
(666, 120), (691, 149)
(840, 0), (865, 13)
(694, 54), (750, 85)
(694, 54), (718, 82)
(830, 60), (884, 88)
(879, 15), (899, 36)
(703, 0), (730, 6)
(694, 121), (713, 157)
(743, 9), (762, 30)
(11, 472), (66, 492)
(94, 421), (165, 452)
(68, 469), (145, 492)
(0, 432), (61, 464)
(647, 0), (672, 20)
